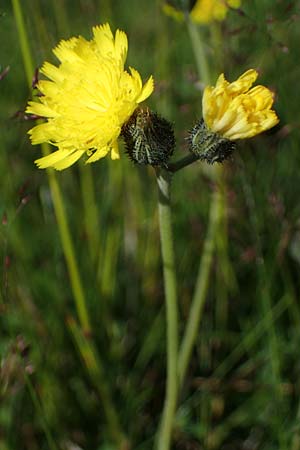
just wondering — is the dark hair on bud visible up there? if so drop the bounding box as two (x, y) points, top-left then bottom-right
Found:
(188, 119), (236, 164)
(122, 108), (175, 166)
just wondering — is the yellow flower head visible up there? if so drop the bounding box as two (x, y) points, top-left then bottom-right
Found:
(191, 0), (241, 24)
(26, 23), (154, 170)
(202, 69), (279, 140)
(163, 0), (240, 24)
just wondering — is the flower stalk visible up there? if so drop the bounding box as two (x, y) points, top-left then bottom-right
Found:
(155, 168), (178, 450)
(185, 15), (211, 85)
(167, 153), (199, 172)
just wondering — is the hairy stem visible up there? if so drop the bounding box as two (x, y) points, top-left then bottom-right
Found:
(155, 168), (178, 450)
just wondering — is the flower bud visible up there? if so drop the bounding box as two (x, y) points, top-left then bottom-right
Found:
(188, 119), (236, 164)
(122, 107), (175, 166)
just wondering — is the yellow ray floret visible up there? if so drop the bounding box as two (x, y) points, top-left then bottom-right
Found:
(202, 69), (279, 140)
(26, 23), (154, 170)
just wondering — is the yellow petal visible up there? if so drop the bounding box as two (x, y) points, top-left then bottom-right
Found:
(258, 111), (279, 131)
(211, 108), (238, 134)
(40, 62), (64, 83)
(28, 122), (54, 144)
(34, 149), (72, 168)
(85, 146), (109, 163)
(248, 85), (274, 109)
(53, 37), (81, 63)
(136, 76), (154, 103)
(223, 116), (255, 139)
(93, 23), (114, 58)
(202, 86), (214, 121)
(115, 29), (128, 64)
(37, 80), (59, 97)
(52, 150), (85, 170)
(26, 101), (58, 118)
(129, 67), (142, 92)
(215, 73), (228, 90)
(110, 141), (120, 160)
(227, 69), (258, 95)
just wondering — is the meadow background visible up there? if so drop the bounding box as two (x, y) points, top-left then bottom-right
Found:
(1, 0), (300, 449)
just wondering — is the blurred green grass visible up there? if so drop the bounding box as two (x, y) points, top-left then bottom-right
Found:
(1, 0), (300, 449)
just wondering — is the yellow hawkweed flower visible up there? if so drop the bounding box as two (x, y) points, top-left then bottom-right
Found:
(26, 23), (154, 170)
(188, 69), (279, 163)
(163, 0), (240, 24)
(202, 69), (279, 140)
(191, 0), (241, 24)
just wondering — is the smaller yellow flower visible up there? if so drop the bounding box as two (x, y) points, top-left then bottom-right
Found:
(191, 0), (241, 24)
(26, 23), (154, 170)
(202, 69), (279, 140)
(163, 0), (241, 24)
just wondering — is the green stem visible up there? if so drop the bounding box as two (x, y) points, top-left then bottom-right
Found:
(11, 0), (34, 86)
(47, 173), (91, 332)
(155, 168), (178, 450)
(167, 153), (199, 173)
(178, 185), (222, 385)
(185, 15), (211, 85)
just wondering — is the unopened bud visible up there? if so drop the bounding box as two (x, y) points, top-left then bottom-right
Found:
(122, 107), (175, 167)
(188, 119), (236, 164)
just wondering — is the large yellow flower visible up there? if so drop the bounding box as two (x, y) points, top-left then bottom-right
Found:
(191, 0), (241, 23)
(26, 23), (154, 170)
(202, 69), (279, 140)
